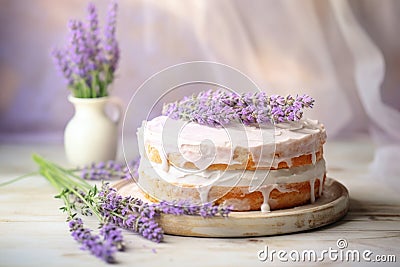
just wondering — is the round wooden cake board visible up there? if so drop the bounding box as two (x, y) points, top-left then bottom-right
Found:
(112, 177), (349, 237)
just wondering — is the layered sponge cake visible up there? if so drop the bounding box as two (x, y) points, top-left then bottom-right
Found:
(136, 90), (327, 212)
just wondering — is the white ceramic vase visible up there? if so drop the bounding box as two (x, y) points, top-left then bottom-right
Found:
(64, 95), (123, 167)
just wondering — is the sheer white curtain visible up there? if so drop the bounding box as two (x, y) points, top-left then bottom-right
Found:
(330, 0), (400, 187)
(0, 0), (399, 183)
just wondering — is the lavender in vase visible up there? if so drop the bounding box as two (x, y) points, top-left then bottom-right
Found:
(52, 1), (119, 98)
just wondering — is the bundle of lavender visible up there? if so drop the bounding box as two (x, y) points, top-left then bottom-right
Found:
(163, 89), (315, 127)
(52, 1), (119, 98)
(11, 155), (232, 263)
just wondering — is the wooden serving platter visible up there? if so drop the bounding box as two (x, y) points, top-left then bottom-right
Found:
(113, 177), (349, 237)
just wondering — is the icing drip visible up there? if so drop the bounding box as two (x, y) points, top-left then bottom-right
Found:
(310, 178), (316, 203)
(259, 185), (277, 212)
(261, 204), (270, 212)
(160, 150), (170, 172)
(311, 151), (316, 165)
(319, 177), (324, 196)
(310, 140), (317, 201)
(311, 139), (317, 169)
(197, 185), (212, 203)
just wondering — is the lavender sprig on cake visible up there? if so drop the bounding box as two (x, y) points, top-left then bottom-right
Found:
(162, 89), (314, 127)
(51, 1), (119, 98)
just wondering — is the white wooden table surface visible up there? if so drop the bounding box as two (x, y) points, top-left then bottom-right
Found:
(0, 137), (399, 266)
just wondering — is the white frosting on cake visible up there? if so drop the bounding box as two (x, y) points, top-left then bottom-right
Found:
(138, 150), (325, 212)
(139, 152), (325, 187)
(136, 115), (327, 211)
(138, 115), (326, 169)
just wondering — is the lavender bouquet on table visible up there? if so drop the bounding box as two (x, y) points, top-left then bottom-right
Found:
(52, 1), (119, 98)
(25, 155), (232, 263)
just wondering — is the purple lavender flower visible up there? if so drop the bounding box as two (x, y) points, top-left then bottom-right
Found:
(81, 159), (138, 180)
(81, 160), (123, 180)
(51, 1), (120, 98)
(162, 90), (315, 127)
(86, 2), (102, 71)
(154, 200), (233, 218)
(34, 154), (235, 264)
(135, 216), (163, 243)
(271, 106), (285, 122)
(296, 94), (314, 108)
(68, 218), (116, 263)
(198, 202), (233, 217)
(68, 19), (91, 82)
(270, 95), (286, 106)
(97, 183), (164, 243)
(103, 0), (119, 74)
(97, 182), (233, 244)
(100, 223), (125, 251)
(51, 48), (73, 86)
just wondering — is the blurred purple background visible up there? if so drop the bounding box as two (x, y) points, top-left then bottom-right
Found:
(0, 0), (399, 149)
